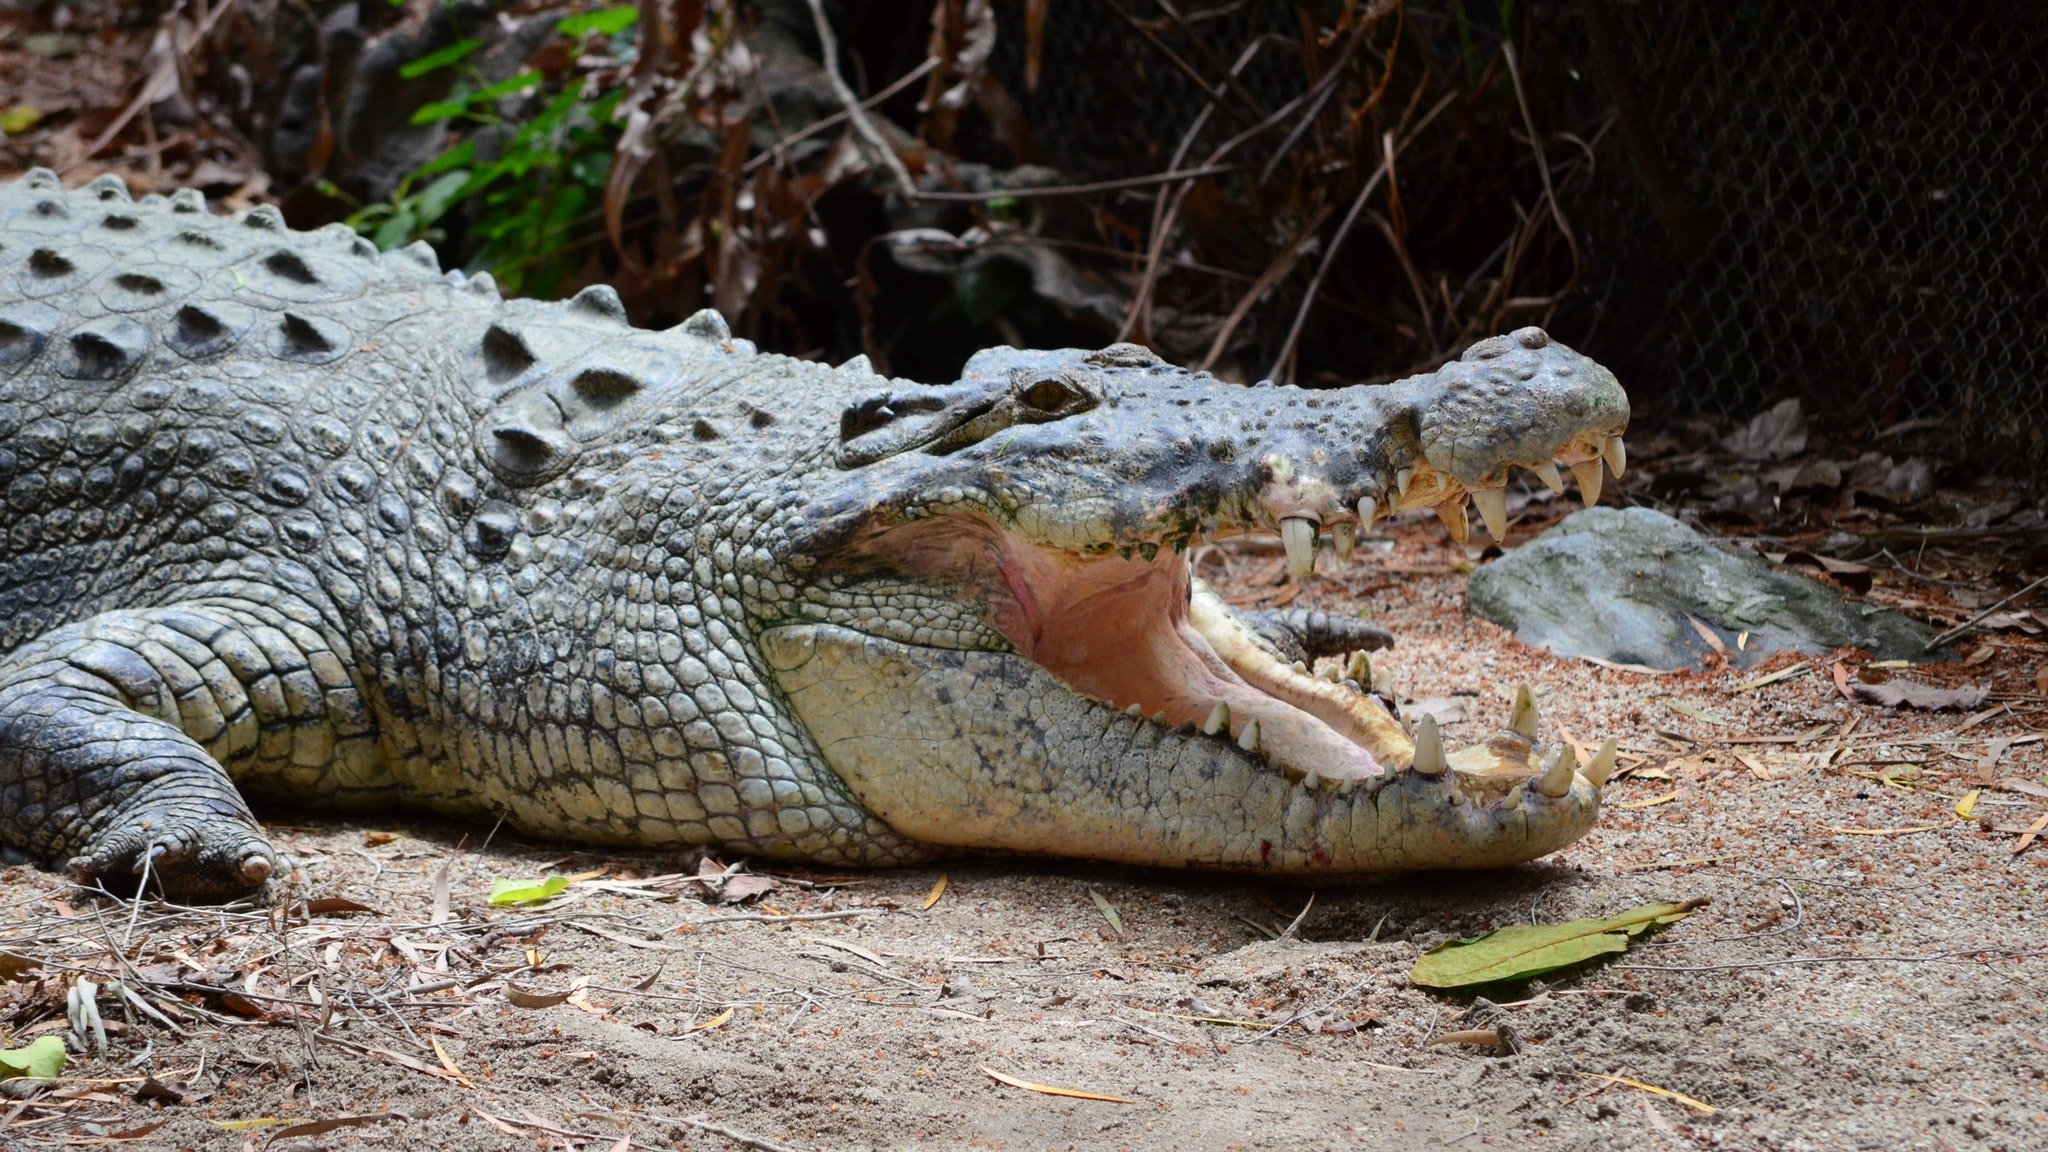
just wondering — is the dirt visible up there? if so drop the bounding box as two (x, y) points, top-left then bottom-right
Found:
(3, 511), (2044, 1152)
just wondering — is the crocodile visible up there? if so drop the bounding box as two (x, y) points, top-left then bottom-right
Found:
(0, 171), (1631, 901)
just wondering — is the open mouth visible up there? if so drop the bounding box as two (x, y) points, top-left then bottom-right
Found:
(843, 483), (1617, 804)
(981, 533), (1405, 790)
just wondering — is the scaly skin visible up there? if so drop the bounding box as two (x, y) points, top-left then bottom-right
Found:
(0, 171), (1629, 900)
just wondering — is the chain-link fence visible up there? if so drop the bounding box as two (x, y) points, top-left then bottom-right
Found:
(1582, 0), (2046, 462)
(976, 0), (2046, 466)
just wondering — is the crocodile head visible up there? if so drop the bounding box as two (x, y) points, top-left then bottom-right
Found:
(761, 329), (1630, 873)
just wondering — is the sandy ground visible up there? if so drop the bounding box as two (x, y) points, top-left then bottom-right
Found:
(2, 517), (2045, 1152)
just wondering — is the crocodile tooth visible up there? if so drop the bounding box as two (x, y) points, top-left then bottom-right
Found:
(1237, 718), (1262, 753)
(1395, 467), (1414, 499)
(1357, 495), (1378, 532)
(1435, 499), (1470, 544)
(1201, 702), (1230, 736)
(1531, 461), (1565, 494)
(1569, 459), (1604, 506)
(1411, 715), (1447, 775)
(1124, 702), (1143, 717)
(1585, 737), (1619, 787)
(1601, 434), (1627, 478)
(1290, 660), (1308, 674)
(1280, 516), (1318, 579)
(1508, 684), (1539, 740)
(1151, 710), (1168, 725)
(1535, 743), (1577, 798)
(1345, 649), (1372, 685)
(1470, 485), (1509, 540)
(1332, 522), (1356, 559)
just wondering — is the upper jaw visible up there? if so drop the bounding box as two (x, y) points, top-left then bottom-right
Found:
(792, 327), (1629, 578)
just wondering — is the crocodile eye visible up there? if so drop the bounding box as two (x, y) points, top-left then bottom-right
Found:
(1016, 373), (1091, 416)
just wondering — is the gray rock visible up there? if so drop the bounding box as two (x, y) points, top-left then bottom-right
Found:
(1468, 507), (1935, 670)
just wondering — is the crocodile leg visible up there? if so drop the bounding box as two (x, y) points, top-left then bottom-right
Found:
(0, 603), (372, 900)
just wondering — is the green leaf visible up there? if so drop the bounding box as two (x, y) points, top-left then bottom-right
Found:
(0, 1035), (66, 1081)
(469, 71), (544, 104)
(412, 170), (474, 226)
(409, 99), (475, 127)
(557, 7), (639, 37)
(398, 38), (483, 80)
(489, 876), (570, 907)
(1409, 899), (1706, 991)
(371, 206), (418, 251)
(408, 140), (478, 185)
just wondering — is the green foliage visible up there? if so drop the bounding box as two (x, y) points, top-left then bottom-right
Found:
(342, 7), (638, 296)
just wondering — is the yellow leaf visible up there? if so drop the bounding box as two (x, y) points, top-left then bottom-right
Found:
(689, 1008), (734, 1032)
(430, 1037), (473, 1087)
(1617, 791), (1679, 809)
(213, 1118), (318, 1131)
(922, 873), (948, 911)
(1577, 1072), (1716, 1114)
(1955, 790), (1980, 820)
(981, 1065), (1131, 1103)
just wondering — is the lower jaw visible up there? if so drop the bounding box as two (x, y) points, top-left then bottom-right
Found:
(758, 621), (1601, 872)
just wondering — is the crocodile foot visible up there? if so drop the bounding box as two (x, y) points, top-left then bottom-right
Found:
(68, 813), (283, 904)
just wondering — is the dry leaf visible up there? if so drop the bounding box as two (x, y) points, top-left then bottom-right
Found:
(269, 1114), (406, 1140)
(0, 951), (39, 982)
(1577, 1072), (1717, 1115)
(1617, 791), (1679, 809)
(1721, 398), (1807, 460)
(2036, 664), (2048, 695)
(981, 1065), (1131, 1103)
(1849, 679), (1989, 712)
(1430, 1028), (1502, 1047)
(363, 831), (397, 846)
(922, 873), (949, 911)
(688, 1007), (734, 1032)
(1734, 662), (1810, 692)
(430, 1037), (473, 1086)
(1963, 645), (1996, 667)
(504, 983), (574, 1009)
(2016, 812), (2048, 856)
(1955, 790), (1981, 819)
(305, 897), (379, 917)
(1088, 887), (1125, 936)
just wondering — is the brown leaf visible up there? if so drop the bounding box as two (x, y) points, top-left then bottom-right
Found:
(1849, 679), (1990, 712)
(2036, 664), (2048, 695)
(1777, 551), (1872, 594)
(1721, 399), (1807, 461)
(216, 992), (270, 1020)
(305, 897), (379, 917)
(1994, 779), (2048, 801)
(270, 1114), (405, 1140)
(2015, 812), (2048, 857)
(0, 951), (39, 982)
(504, 982), (576, 1009)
